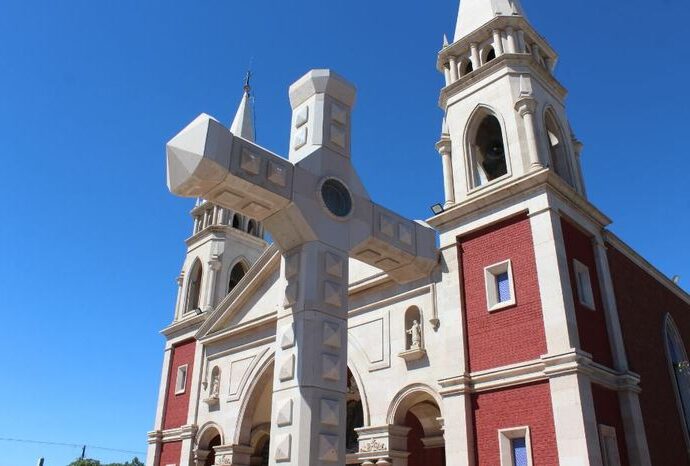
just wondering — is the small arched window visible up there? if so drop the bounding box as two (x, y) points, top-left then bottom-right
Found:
(228, 262), (247, 293)
(484, 47), (496, 64)
(346, 370), (364, 453)
(545, 110), (575, 187)
(247, 220), (257, 236)
(469, 113), (508, 187)
(665, 316), (690, 441)
(185, 259), (203, 313)
(462, 60), (474, 76)
(232, 214), (241, 229)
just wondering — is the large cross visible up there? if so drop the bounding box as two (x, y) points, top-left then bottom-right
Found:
(166, 70), (438, 466)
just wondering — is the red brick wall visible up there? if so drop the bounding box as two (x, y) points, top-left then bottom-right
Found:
(405, 411), (446, 466)
(560, 219), (614, 368)
(591, 384), (630, 466)
(158, 441), (182, 466)
(607, 244), (690, 465)
(472, 381), (559, 465)
(162, 340), (196, 430)
(458, 214), (547, 372)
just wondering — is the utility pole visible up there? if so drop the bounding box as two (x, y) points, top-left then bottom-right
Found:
(81, 445), (86, 459)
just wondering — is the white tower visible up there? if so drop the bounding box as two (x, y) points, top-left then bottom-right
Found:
(436, 0), (586, 208)
(172, 79), (267, 321)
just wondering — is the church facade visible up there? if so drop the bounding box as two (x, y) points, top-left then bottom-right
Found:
(146, 1), (690, 465)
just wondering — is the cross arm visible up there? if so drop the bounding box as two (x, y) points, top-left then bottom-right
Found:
(166, 113), (295, 221)
(350, 202), (438, 284)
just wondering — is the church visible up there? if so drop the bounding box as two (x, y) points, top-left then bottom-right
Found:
(146, 1), (690, 465)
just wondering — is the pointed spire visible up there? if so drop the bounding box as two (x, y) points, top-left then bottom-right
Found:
(230, 71), (255, 142)
(443, 34), (449, 48)
(454, 0), (525, 42)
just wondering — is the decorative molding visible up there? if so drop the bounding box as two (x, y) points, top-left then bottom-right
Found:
(360, 439), (387, 453)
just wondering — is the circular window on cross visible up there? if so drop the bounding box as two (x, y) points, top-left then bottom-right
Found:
(320, 178), (353, 218)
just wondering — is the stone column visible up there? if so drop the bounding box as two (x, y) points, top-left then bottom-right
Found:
(528, 203), (579, 354)
(202, 254), (222, 312)
(515, 97), (543, 169)
(356, 425), (410, 466)
(492, 29), (504, 55)
(174, 272), (184, 318)
(439, 379), (474, 466)
(269, 242), (349, 466)
(470, 43), (480, 69)
(443, 64), (451, 87)
(436, 137), (455, 208)
(505, 27), (517, 53)
(593, 237), (652, 466)
(532, 43), (541, 63)
(448, 56), (459, 83)
(549, 373), (604, 466)
(517, 30), (526, 53)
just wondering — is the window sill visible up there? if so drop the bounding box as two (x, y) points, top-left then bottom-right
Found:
(488, 300), (517, 313)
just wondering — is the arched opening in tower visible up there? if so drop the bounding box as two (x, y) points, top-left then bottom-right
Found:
(473, 115), (507, 186)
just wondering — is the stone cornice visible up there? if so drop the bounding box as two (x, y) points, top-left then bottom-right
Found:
(161, 313), (206, 339)
(439, 54), (567, 109)
(605, 231), (690, 305)
(426, 169), (611, 232)
(148, 424), (198, 444)
(437, 350), (641, 395)
(185, 224), (267, 250)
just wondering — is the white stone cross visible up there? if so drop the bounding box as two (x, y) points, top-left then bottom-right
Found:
(166, 70), (437, 466)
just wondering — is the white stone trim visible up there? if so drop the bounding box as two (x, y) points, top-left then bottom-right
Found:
(175, 364), (188, 395)
(484, 259), (516, 312)
(598, 424), (622, 466)
(498, 426), (533, 466)
(573, 259), (595, 310)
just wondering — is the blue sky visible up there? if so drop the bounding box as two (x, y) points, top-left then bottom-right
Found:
(0, 0), (688, 464)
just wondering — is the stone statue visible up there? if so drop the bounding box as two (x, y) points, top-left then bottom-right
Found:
(210, 373), (220, 399)
(407, 320), (422, 350)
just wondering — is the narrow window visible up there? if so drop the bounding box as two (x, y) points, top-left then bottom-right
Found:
(496, 271), (512, 303)
(511, 437), (528, 466)
(232, 214), (241, 229)
(665, 316), (690, 443)
(484, 260), (516, 311)
(486, 47), (496, 63)
(545, 111), (575, 187)
(185, 260), (203, 313)
(499, 427), (532, 466)
(247, 219), (257, 236)
(573, 259), (595, 309)
(175, 364), (188, 394)
(598, 425), (622, 466)
(463, 60), (474, 75)
(471, 114), (508, 187)
(228, 262), (247, 293)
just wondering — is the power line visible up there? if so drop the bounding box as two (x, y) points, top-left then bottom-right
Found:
(0, 437), (145, 455)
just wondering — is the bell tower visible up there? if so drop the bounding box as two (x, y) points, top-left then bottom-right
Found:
(171, 79), (267, 322)
(436, 0), (586, 207)
(429, 1), (652, 465)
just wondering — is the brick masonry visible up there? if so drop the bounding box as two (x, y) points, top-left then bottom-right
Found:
(471, 381), (558, 465)
(607, 244), (690, 465)
(162, 340), (196, 430)
(458, 214), (547, 372)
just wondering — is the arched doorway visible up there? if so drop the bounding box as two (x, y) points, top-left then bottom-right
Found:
(195, 424), (223, 466)
(346, 369), (365, 453)
(235, 360), (274, 464)
(390, 387), (446, 466)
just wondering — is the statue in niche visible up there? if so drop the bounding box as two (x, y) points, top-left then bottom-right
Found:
(406, 320), (422, 350)
(210, 372), (220, 399)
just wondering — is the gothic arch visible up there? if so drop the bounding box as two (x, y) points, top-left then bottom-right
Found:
(543, 106), (575, 187)
(347, 335), (372, 427)
(196, 421), (225, 448)
(227, 257), (249, 294)
(386, 383), (444, 427)
(664, 313), (690, 449)
(464, 104), (511, 188)
(185, 258), (203, 313)
(233, 351), (275, 446)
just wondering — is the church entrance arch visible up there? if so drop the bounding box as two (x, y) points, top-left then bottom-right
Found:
(195, 423), (223, 466)
(389, 385), (446, 466)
